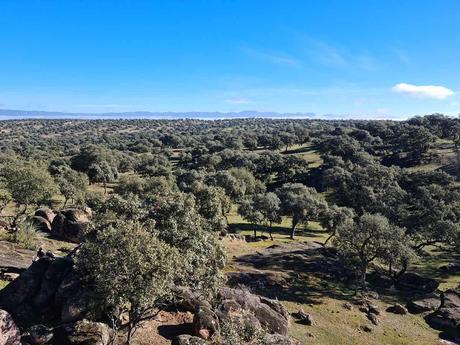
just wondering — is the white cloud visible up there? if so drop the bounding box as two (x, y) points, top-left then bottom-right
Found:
(225, 97), (251, 104)
(392, 83), (454, 100)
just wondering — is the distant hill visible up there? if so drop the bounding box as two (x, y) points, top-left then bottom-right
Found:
(0, 109), (324, 120)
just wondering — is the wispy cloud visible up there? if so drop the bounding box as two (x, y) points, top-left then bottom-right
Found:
(242, 47), (300, 67)
(392, 48), (411, 65)
(301, 36), (378, 70)
(303, 37), (347, 67)
(225, 97), (251, 104)
(355, 54), (378, 71)
(392, 83), (455, 100)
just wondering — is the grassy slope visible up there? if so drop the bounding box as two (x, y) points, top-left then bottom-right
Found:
(0, 141), (458, 344)
(223, 224), (443, 345)
(224, 143), (457, 344)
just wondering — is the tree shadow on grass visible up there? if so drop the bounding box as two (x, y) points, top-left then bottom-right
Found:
(411, 246), (460, 287)
(228, 245), (358, 306)
(228, 222), (327, 240)
(283, 146), (316, 155)
(228, 242), (460, 316)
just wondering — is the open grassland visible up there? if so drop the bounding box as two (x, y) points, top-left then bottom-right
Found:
(223, 231), (447, 345)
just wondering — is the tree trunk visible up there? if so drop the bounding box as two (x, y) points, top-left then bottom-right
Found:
(323, 232), (335, 246)
(63, 197), (68, 208)
(360, 264), (367, 289)
(126, 319), (138, 345)
(253, 225), (257, 238)
(268, 221), (273, 240)
(12, 204), (27, 228)
(290, 219), (298, 239)
(103, 180), (107, 194)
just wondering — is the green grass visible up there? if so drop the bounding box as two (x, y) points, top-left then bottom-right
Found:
(227, 204), (328, 245)
(0, 279), (9, 290)
(225, 200), (458, 345)
(412, 245), (460, 290)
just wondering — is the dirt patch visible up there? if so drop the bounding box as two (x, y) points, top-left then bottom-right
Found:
(127, 310), (194, 345)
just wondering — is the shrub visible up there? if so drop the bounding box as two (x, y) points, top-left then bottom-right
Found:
(11, 220), (41, 249)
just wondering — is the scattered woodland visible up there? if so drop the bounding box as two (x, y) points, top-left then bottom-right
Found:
(1, 114), (460, 345)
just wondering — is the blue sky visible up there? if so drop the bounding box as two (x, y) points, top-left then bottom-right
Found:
(1, 0), (459, 118)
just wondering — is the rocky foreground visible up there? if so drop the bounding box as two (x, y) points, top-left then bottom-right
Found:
(0, 249), (301, 345)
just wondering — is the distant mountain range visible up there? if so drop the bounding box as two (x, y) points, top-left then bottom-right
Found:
(0, 108), (356, 120)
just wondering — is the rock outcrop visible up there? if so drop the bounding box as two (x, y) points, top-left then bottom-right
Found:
(172, 335), (206, 345)
(217, 287), (290, 336)
(408, 294), (441, 314)
(386, 304), (408, 315)
(425, 288), (460, 337)
(396, 273), (439, 293)
(0, 255), (93, 326)
(51, 209), (91, 243)
(175, 286), (296, 343)
(31, 216), (52, 233)
(34, 208), (56, 224)
(62, 319), (112, 345)
(22, 324), (54, 345)
(0, 309), (21, 345)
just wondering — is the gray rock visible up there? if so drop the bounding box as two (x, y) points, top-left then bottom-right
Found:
(261, 334), (300, 345)
(218, 287), (261, 311)
(408, 295), (441, 314)
(34, 208), (56, 224)
(396, 273), (439, 293)
(217, 287), (289, 335)
(31, 216), (51, 232)
(0, 258), (52, 317)
(193, 305), (219, 340)
(360, 324), (372, 332)
(368, 304), (380, 315)
(368, 313), (379, 325)
(171, 335), (205, 345)
(253, 303), (289, 335)
(425, 289), (460, 335)
(172, 286), (212, 312)
(439, 263), (460, 273)
(293, 310), (314, 325)
(0, 309), (21, 345)
(24, 324), (54, 344)
(64, 319), (112, 345)
(366, 271), (393, 289)
(51, 209), (90, 243)
(33, 258), (73, 309)
(386, 304), (408, 315)
(343, 302), (353, 310)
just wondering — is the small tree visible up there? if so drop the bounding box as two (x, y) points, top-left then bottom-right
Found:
(76, 222), (179, 345)
(2, 162), (57, 226)
(276, 183), (326, 239)
(0, 188), (12, 216)
(88, 161), (117, 194)
(55, 167), (89, 206)
(238, 199), (264, 238)
(238, 193), (281, 239)
(206, 171), (246, 201)
(194, 185), (230, 234)
(334, 213), (409, 288)
(319, 205), (355, 246)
